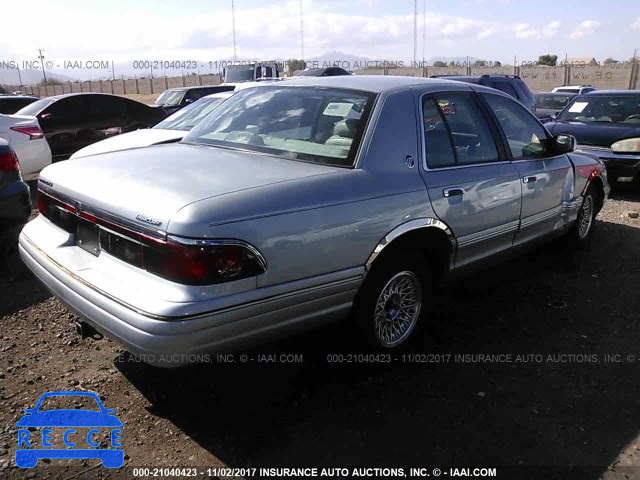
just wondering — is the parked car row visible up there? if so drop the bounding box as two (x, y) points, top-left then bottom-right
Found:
(18, 75), (609, 366)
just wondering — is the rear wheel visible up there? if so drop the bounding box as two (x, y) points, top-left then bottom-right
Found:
(355, 252), (430, 351)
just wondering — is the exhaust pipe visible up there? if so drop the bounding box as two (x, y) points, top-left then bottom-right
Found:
(75, 321), (102, 340)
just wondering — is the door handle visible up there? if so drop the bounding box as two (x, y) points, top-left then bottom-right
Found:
(522, 175), (537, 184)
(443, 187), (466, 198)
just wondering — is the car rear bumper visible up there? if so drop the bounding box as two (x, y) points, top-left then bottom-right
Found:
(19, 228), (360, 367)
(0, 180), (31, 229)
(577, 146), (640, 180)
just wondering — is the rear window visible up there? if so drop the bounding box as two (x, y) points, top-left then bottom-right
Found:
(0, 97), (37, 114)
(15, 98), (56, 116)
(183, 86), (376, 167)
(155, 90), (185, 106)
(534, 93), (575, 109)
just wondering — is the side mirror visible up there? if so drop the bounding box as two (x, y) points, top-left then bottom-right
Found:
(553, 133), (576, 154)
(551, 112), (558, 120)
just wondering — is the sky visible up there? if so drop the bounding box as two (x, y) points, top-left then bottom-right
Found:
(0, 0), (638, 80)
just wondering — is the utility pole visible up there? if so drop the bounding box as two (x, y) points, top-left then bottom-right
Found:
(17, 66), (22, 87)
(111, 61), (116, 80)
(413, 0), (418, 67)
(299, 0), (304, 59)
(37, 49), (47, 83)
(231, 0), (237, 61)
(422, 0), (426, 65)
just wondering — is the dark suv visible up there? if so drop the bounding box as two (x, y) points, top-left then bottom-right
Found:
(430, 74), (536, 112)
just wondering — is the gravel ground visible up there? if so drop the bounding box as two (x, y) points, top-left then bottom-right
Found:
(1, 189), (640, 480)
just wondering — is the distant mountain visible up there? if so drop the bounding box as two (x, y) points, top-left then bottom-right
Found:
(0, 67), (74, 86)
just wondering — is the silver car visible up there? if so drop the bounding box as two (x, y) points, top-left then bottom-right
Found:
(19, 76), (609, 366)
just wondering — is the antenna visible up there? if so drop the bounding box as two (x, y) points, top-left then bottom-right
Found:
(231, 0), (237, 61)
(300, 0), (304, 59)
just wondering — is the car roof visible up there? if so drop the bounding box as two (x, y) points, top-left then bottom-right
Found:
(37, 92), (131, 101)
(247, 75), (490, 93)
(582, 90), (640, 96)
(0, 95), (38, 99)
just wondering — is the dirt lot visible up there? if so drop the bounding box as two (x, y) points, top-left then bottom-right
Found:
(1, 188), (640, 480)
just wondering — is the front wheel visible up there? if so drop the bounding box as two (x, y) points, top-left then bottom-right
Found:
(567, 184), (597, 246)
(354, 253), (430, 351)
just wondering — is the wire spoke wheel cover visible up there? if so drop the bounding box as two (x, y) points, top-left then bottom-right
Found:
(578, 195), (594, 239)
(373, 271), (422, 348)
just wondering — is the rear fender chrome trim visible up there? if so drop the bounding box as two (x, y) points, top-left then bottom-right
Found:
(365, 218), (456, 272)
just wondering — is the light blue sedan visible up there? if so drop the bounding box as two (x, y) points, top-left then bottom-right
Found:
(19, 76), (609, 365)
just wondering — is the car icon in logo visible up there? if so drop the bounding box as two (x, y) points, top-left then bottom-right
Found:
(16, 391), (124, 468)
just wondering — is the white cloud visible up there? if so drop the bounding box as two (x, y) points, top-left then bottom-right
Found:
(632, 17), (640, 29)
(567, 20), (601, 39)
(477, 29), (494, 39)
(543, 21), (561, 38)
(513, 23), (538, 39)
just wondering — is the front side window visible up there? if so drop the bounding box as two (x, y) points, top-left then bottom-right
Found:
(183, 86), (375, 167)
(484, 93), (549, 158)
(90, 95), (128, 115)
(422, 92), (500, 167)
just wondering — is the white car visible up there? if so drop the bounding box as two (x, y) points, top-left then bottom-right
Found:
(552, 85), (597, 95)
(0, 114), (52, 180)
(70, 92), (233, 159)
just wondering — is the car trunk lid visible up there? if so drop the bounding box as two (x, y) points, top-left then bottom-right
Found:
(38, 142), (338, 234)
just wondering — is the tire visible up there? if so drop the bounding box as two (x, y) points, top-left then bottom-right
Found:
(567, 184), (598, 247)
(354, 251), (430, 351)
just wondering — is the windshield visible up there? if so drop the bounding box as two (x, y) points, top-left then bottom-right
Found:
(153, 95), (229, 131)
(183, 86), (376, 167)
(154, 90), (185, 106)
(15, 98), (56, 116)
(534, 93), (575, 109)
(225, 66), (256, 82)
(557, 95), (640, 124)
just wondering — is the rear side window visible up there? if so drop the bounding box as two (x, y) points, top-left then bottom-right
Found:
(45, 96), (85, 120)
(422, 98), (456, 168)
(422, 92), (500, 167)
(484, 93), (549, 158)
(492, 81), (518, 99)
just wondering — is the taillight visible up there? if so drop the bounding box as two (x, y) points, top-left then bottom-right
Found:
(143, 240), (266, 285)
(10, 125), (44, 140)
(0, 149), (20, 172)
(37, 188), (267, 285)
